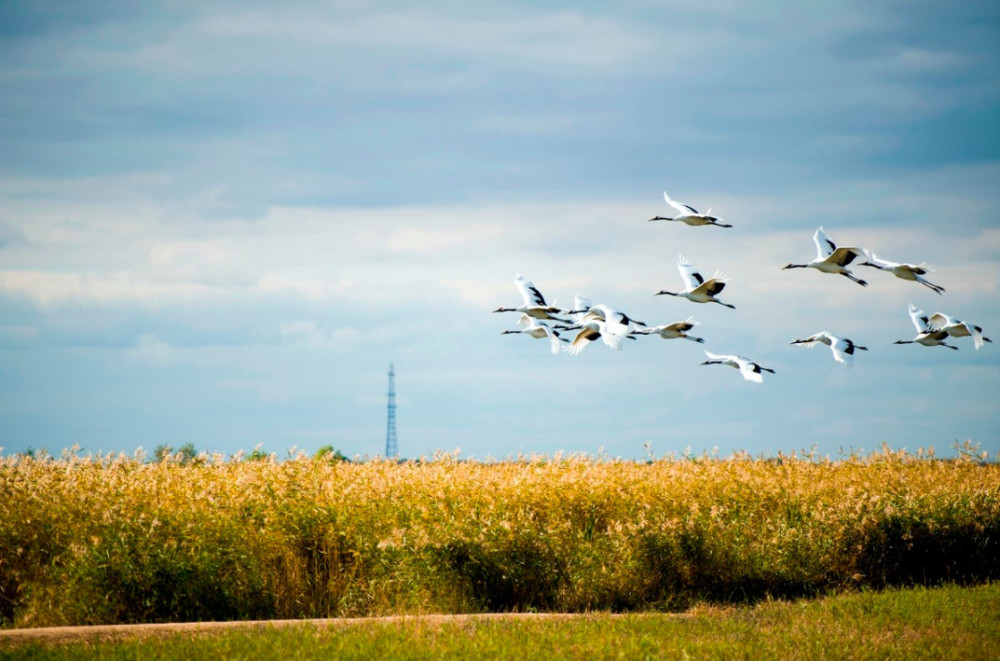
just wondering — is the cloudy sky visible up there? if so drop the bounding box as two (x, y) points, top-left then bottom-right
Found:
(2, 1), (998, 460)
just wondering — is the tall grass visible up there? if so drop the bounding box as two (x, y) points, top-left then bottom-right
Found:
(1, 447), (998, 627)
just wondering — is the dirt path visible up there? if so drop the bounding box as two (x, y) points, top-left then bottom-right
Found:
(0, 612), (665, 646)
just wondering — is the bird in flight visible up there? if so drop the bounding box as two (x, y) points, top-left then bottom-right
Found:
(927, 312), (991, 350)
(893, 304), (958, 350)
(858, 251), (945, 295)
(632, 317), (705, 343)
(501, 314), (566, 355)
(790, 331), (868, 366)
(493, 273), (568, 322)
(783, 227), (868, 287)
(648, 191), (732, 228)
(700, 350), (775, 383)
(656, 255), (735, 309)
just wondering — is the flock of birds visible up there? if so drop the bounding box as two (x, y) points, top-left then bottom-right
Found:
(494, 191), (991, 383)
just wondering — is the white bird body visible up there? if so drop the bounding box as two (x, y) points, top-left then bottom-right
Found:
(581, 304), (647, 339)
(790, 331), (868, 366)
(501, 314), (564, 354)
(700, 350), (774, 383)
(783, 227), (868, 287)
(634, 317), (704, 343)
(894, 304), (958, 350)
(648, 191), (732, 228)
(493, 273), (567, 321)
(656, 255), (735, 309)
(927, 312), (992, 350)
(859, 251), (945, 295)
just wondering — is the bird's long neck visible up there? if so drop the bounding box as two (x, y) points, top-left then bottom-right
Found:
(655, 290), (678, 297)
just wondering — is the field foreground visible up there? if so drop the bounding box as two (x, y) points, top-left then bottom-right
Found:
(1, 449), (999, 627)
(1, 584), (997, 659)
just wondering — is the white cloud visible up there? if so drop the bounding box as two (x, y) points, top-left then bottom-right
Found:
(279, 320), (360, 349)
(877, 47), (968, 74)
(194, 10), (665, 74)
(256, 275), (356, 302)
(0, 271), (220, 308)
(385, 224), (505, 253)
(127, 333), (177, 367)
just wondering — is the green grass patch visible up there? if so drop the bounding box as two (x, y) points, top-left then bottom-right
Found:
(3, 583), (998, 660)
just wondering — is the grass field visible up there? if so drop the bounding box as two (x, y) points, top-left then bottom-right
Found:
(3, 583), (998, 660)
(1, 447), (998, 628)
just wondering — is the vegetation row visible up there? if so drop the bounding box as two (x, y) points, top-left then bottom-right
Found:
(1, 447), (998, 627)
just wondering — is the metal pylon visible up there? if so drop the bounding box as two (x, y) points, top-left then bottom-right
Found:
(385, 363), (398, 458)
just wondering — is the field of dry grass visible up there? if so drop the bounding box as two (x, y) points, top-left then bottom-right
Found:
(2, 446), (998, 628)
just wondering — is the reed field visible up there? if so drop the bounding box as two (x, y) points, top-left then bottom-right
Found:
(1, 446), (998, 629)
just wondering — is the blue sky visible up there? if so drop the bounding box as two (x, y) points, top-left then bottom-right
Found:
(1, 1), (998, 460)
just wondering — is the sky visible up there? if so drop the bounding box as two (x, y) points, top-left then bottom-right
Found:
(1, 1), (998, 461)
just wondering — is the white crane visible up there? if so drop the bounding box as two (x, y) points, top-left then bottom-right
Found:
(633, 317), (705, 343)
(927, 312), (992, 350)
(563, 318), (626, 355)
(790, 331), (868, 366)
(782, 227), (868, 287)
(656, 255), (735, 309)
(501, 314), (565, 355)
(893, 304), (958, 350)
(560, 303), (644, 355)
(582, 304), (647, 337)
(700, 350), (775, 383)
(858, 251), (945, 295)
(493, 273), (568, 322)
(648, 191), (732, 228)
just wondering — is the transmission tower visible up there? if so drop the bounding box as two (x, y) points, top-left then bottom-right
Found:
(385, 363), (398, 458)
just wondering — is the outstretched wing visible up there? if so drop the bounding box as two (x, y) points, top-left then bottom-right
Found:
(828, 246), (863, 267)
(664, 317), (699, 333)
(664, 191), (698, 216)
(813, 227), (837, 259)
(692, 272), (728, 297)
(735, 357), (764, 383)
(908, 304), (931, 333)
(926, 312), (950, 332)
(677, 255), (704, 291)
(564, 325), (601, 355)
(514, 273), (548, 307)
(704, 350), (729, 362)
(829, 335), (853, 366)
